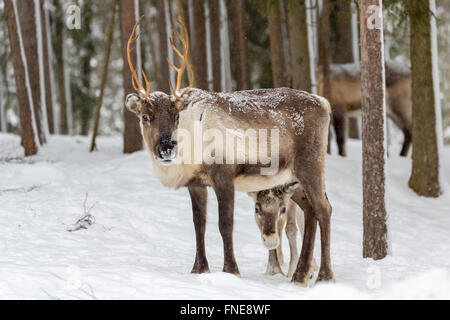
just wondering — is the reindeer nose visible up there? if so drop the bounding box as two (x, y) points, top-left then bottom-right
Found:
(262, 232), (279, 250)
(158, 138), (177, 160)
(264, 230), (276, 237)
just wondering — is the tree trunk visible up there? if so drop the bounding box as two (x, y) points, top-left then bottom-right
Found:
(407, 0), (442, 197)
(319, 0), (331, 100)
(287, 0), (311, 91)
(120, 0), (143, 154)
(175, 0), (196, 87)
(333, 0), (360, 139)
(333, 0), (353, 63)
(53, 0), (68, 135)
(80, 0), (95, 136)
(360, 0), (388, 260)
(17, 0), (45, 144)
(192, 0), (208, 90)
(209, 0), (222, 92)
(319, 0), (332, 154)
(5, 0), (39, 155)
(268, 1), (287, 88)
(228, 0), (249, 90)
(156, 0), (171, 93)
(40, 0), (54, 134)
(90, 0), (118, 152)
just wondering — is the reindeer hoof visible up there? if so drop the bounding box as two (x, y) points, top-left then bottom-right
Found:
(265, 268), (285, 276)
(316, 271), (335, 284)
(223, 264), (240, 276)
(291, 271), (311, 287)
(191, 261), (210, 274)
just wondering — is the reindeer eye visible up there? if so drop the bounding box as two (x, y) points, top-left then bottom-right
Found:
(175, 114), (180, 121)
(281, 207), (286, 214)
(255, 207), (260, 215)
(142, 115), (150, 122)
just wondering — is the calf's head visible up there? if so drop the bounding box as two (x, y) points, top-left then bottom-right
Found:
(248, 182), (299, 250)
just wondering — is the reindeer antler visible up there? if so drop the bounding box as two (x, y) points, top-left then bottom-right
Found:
(127, 16), (155, 106)
(167, 18), (194, 102)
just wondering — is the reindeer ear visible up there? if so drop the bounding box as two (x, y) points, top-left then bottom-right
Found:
(125, 94), (144, 114)
(283, 181), (300, 196)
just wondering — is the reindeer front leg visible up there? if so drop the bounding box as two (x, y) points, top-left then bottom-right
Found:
(212, 169), (240, 275)
(188, 186), (210, 274)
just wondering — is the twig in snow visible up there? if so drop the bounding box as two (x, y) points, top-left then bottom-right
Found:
(67, 193), (97, 232)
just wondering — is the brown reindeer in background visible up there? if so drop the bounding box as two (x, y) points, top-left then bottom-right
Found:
(125, 17), (333, 286)
(319, 61), (412, 157)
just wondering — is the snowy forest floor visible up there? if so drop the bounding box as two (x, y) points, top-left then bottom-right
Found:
(0, 133), (449, 299)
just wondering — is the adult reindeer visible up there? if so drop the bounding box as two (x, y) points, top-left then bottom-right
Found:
(125, 17), (333, 286)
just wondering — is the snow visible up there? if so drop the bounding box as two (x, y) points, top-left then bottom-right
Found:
(1, 133), (450, 299)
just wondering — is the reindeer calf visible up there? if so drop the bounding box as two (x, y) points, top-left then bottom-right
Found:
(249, 182), (317, 278)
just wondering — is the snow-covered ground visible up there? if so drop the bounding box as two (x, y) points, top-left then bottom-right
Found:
(0, 133), (449, 299)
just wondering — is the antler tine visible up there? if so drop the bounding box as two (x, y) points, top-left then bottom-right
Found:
(168, 18), (193, 101)
(127, 15), (154, 106)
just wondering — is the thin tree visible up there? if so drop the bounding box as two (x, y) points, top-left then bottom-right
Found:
(5, 0), (39, 155)
(175, 0), (196, 87)
(192, 0), (208, 90)
(407, 0), (443, 197)
(40, 0), (55, 134)
(333, 0), (353, 63)
(334, 0), (360, 139)
(209, 0), (222, 92)
(53, 0), (68, 135)
(228, 0), (249, 90)
(156, 0), (171, 93)
(360, 0), (388, 260)
(120, 0), (143, 154)
(90, 0), (118, 152)
(287, 0), (311, 91)
(319, 0), (332, 154)
(267, 1), (287, 88)
(79, 0), (95, 136)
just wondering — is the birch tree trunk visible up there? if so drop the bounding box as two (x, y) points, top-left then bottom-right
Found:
(120, 0), (143, 154)
(407, 0), (442, 197)
(5, 0), (39, 155)
(360, 0), (388, 260)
